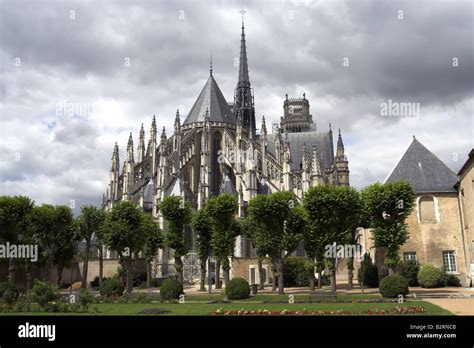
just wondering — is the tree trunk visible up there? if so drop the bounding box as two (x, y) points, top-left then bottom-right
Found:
(310, 258), (316, 291)
(82, 240), (90, 288)
(271, 263), (277, 292)
(98, 245), (104, 285)
(258, 256), (264, 290)
(215, 261), (221, 289)
(330, 258), (337, 293)
(222, 258), (230, 288)
(125, 258), (133, 293)
(174, 256), (184, 284)
(57, 265), (63, 287)
(199, 259), (207, 292)
(317, 266), (322, 289)
(7, 259), (15, 283)
(347, 257), (354, 290)
(277, 259), (284, 295)
(146, 259), (152, 289)
(25, 261), (31, 295)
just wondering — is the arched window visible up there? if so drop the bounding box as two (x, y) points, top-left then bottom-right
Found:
(419, 196), (437, 223)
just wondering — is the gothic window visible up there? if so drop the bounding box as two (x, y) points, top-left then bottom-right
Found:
(419, 196), (437, 223)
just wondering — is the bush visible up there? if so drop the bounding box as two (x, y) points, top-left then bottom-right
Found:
(90, 276), (108, 289)
(358, 253), (379, 288)
(160, 278), (184, 301)
(379, 274), (409, 298)
(78, 288), (95, 311)
(29, 280), (60, 307)
(0, 282), (19, 305)
(418, 264), (445, 288)
(283, 257), (313, 287)
(401, 260), (420, 286)
(99, 278), (125, 297)
(446, 274), (461, 287)
(226, 278), (250, 300)
(133, 271), (147, 287)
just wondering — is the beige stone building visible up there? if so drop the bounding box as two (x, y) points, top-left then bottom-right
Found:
(383, 138), (472, 287)
(455, 149), (474, 286)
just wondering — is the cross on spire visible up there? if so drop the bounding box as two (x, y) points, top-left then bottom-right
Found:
(239, 6), (246, 27)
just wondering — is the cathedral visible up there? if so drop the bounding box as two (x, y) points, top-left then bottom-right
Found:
(102, 19), (349, 277)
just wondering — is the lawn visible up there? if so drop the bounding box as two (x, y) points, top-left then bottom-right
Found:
(1, 293), (452, 316)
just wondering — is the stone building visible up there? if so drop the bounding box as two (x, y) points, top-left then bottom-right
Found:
(455, 149), (474, 286)
(101, 20), (349, 280)
(383, 137), (471, 286)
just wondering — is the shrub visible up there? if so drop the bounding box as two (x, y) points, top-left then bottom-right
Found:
(358, 253), (379, 288)
(29, 280), (60, 307)
(0, 282), (19, 305)
(446, 274), (461, 287)
(133, 271), (147, 287)
(401, 260), (420, 286)
(418, 264), (445, 288)
(379, 275), (409, 298)
(283, 257), (312, 287)
(99, 278), (125, 297)
(78, 288), (95, 311)
(90, 276), (108, 288)
(226, 278), (250, 300)
(160, 278), (184, 301)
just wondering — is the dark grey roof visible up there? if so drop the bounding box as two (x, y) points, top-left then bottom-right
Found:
(384, 138), (458, 193)
(183, 75), (236, 125)
(143, 178), (155, 204)
(220, 175), (237, 195)
(267, 131), (334, 171)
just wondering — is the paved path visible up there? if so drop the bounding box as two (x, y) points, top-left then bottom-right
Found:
(424, 298), (474, 315)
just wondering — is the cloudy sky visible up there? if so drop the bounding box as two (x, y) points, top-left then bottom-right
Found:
(0, 0), (472, 213)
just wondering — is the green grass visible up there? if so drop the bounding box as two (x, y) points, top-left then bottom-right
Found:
(1, 294), (452, 316)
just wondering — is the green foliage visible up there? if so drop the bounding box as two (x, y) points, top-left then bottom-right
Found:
(283, 257), (312, 287)
(160, 196), (192, 257)
(401, 260), (420, 286)
(418, 264), (445, 288)
(445, 274), (461, 287)
(192, 208), (212, 262)
(0, 282), (19, 305)
(99, 278), (125, 297)
(206, 194), (239, 275)
(29, 280), (60, 307)
(379, 274), (409, 298)
(160, 278), (184, 301)
(78, 288), (95, 311)
(358, 253), (379, 288)
(77, 206), (105, 246)
(140, 213), (163, 261)
(362, 181), (415, 268)
(225, 278), (251, 300)
(0, 195), (34, 244)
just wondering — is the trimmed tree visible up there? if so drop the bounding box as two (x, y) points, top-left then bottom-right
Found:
(160, 196), (192, 284)
(361, 181), (415, 275)
(102, 201), (145, 293)
(77, 206), (105, 288)
(247, 191), (306, 295)
(303, 185), (363, 293)
(140, 213), (163, 288)
(191, 208), (212, 292)
(205, 193), (239, 289)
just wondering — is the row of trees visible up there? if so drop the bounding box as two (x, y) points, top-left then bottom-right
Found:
(158, 181), (415, 295)
(0, 180), (415, 295)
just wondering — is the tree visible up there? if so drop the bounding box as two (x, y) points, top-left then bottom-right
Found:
(191, 208), (212, 292)
(95, 211), (108, 286)
(140, 213), (163, 288)
(205, 193), (239, 289)
(102, 201), (144, 293)
(30, 204), (78, 286)
(77, 206), (105, 288)
(244, 217), (269, 290)
(0, 196), (35, 284)
(303, 185), (363, 293)
(160, 196), (192, 284)
(361, 181), (415, 275)
(247, 191), (306, 294)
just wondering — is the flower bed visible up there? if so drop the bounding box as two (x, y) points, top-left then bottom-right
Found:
(210, 306), (426, 316)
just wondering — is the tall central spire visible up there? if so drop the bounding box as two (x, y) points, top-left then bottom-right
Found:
(234, 6), (256, 138)
(238, 7), (250, 88)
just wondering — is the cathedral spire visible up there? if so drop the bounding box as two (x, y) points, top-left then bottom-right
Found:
(137, 123), (145, 162)
(238, 7), (250, 88)
(336, 128), (345, 158)
(209, 51), (213, 76)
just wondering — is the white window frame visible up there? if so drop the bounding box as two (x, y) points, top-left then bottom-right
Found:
(442, 250), (457, 274)
(403, 252), (417, 261)
(249, 264), (269, 285)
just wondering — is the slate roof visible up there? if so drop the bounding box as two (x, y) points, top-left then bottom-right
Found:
(384, 138), (458, 193)
(267, 131), (334, 171)
(183, 75), (236, 125)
